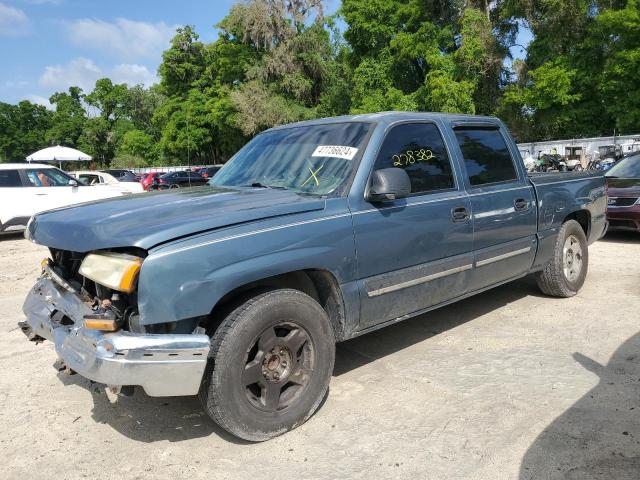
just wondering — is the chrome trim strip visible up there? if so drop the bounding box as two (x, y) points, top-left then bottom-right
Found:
(154, 213), (352, 257)
(475, 246), (532, 267)
(352, 195), (467, 216)
(367, 263), (473, 298)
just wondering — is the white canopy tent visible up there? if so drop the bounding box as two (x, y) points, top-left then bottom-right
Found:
(26, 145), (92, 168)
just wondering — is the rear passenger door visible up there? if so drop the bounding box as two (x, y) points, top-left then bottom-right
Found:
(451, 124), (537, 291)
(352, 122), (474, 329)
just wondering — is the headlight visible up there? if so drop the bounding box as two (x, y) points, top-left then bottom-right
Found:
(79, 252), (142, 293)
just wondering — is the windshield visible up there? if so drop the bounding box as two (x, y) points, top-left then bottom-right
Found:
(606, 155), (640, 178)
(210, 122), (373, 196)
(25, 168), (77, 187)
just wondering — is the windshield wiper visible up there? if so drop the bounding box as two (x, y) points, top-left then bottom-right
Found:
(246, 182), (288, 190)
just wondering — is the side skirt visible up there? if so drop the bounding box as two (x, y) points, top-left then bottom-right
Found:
(344, 271), (529, 341)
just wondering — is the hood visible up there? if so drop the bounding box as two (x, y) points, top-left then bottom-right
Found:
(606, 178), (640, 196)
(28, 187), (325, 252)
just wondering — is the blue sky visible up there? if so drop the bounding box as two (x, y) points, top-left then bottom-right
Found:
(0, 0), (529, 108)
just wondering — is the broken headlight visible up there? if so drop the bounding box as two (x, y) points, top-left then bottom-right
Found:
(78, 252), (142, 294)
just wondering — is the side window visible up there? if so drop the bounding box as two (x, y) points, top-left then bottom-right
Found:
(374, 123), (455, 195)
(0, 170), (22, 187)
(454, 127), (517, 186)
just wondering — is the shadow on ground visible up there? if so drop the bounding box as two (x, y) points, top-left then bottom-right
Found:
(55, 275), (542, 443)
(0, 232), (25, 242)
(519, 331), (640, 479)
(600, 231), (640, 244)
(334, 275), (543, 375)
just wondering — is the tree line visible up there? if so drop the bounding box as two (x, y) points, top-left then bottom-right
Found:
(1, 0), (639, 167)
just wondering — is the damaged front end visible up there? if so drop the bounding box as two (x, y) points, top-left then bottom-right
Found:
(20, 250), (210, 397)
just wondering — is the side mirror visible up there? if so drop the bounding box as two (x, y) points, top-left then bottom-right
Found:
(68, 179), (79, 187)
(366, 168), (411, 203)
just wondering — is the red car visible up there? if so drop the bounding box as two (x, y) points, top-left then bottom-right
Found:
(605, 154), (640, 232)
(140, 172), (163, 191)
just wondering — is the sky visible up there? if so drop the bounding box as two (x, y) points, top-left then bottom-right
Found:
(0, 0), (530, 108)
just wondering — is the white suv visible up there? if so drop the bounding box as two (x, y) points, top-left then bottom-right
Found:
(0, 163), (129, 233)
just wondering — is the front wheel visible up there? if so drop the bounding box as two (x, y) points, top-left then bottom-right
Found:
(535, 219), (589, 297)
(199, 289), (335, 441)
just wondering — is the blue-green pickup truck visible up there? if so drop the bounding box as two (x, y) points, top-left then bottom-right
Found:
(21, 112), (607, 441)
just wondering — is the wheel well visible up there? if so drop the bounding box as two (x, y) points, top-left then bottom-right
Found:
(564, 209), (591, 237)
(205, 270), (347, 342)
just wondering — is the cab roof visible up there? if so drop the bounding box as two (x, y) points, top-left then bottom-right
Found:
(267, 111), (502, 131)
(0, 163), (56, 170)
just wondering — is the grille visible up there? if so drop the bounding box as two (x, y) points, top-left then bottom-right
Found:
(608, 197), (638, 207)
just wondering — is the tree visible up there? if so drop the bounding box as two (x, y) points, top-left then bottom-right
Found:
(0, 101), (52, 161)
(46, 87), (86, 146)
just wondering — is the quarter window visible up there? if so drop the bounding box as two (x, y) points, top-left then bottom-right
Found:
(374, 123), (455, 195)
(454, 127), (517, 186)
(0, 170), (22, 187)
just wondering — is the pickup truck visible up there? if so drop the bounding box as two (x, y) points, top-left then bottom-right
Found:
(20, 112), (607, 441)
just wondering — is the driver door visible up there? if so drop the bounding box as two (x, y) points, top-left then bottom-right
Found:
(351, 122), (474, 329)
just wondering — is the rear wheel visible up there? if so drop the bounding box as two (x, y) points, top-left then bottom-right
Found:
(535, 219), (588, 297)
(169, 184), (179, 189)
(199, 289), (335, 441)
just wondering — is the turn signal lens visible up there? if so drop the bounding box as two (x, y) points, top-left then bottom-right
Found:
(84, 318), (119, 331)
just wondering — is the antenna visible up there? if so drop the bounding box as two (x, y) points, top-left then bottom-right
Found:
(187, 104), (191, 187)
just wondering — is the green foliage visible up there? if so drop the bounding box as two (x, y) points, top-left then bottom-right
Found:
(0, 101), (52, 161)
(118, 129), (156, 160)
(110, 154), (148, 169)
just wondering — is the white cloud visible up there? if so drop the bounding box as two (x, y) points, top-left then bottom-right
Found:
(0, 3), (30, 36)
(66, 18), (176, 61)
(111, 63), (157, 87)
(40, 57), (102, 92)
(22, 94), (53, 109)
(38, 57), (158, 93)
(23, 0), (63, 4)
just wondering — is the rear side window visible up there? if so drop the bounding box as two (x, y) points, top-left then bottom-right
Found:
(0, 170), (22, 187)
(454, 128), (517, 186)
(374, 123), (455, 195)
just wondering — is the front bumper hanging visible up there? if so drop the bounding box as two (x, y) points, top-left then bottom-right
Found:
(21, 274), (210, 397)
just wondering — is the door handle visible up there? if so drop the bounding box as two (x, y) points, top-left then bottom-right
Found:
(514, 198), (529, 211)
(451, 206), (470, 222)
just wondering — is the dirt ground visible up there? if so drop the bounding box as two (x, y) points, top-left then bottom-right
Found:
(0, 231), (638, 480)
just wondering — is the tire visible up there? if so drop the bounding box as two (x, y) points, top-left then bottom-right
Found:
(574, 164), (583, 172)
(199, 289), (335, 441)
(535, 219), (589, 297)
(170, 183), (179, 188)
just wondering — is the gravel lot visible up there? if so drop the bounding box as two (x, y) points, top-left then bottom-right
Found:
(1, 232), (638, 480)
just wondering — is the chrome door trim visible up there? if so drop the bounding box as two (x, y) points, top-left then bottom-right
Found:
(367, 263), (473, 298)
(475, 246), (532, 267)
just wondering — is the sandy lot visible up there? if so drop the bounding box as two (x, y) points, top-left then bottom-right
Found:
(0, 231), (638, 480)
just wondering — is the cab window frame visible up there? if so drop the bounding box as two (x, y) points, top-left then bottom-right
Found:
(452, 125), (520, 188)
(368, 120), (459, 199)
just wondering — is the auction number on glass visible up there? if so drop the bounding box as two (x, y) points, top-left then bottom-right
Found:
(393, 149), (435, 167)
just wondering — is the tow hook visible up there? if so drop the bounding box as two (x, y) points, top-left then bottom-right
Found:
(53, 357), (76, 376)
(105, 385), (135, 403)
(17, 321), (45, 344)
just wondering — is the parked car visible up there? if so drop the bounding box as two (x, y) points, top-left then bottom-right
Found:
(197, 166), (223, 179)
(20, 113), (606, 441)
(101, 169), (139, 183)
(605, 153), (640, 232)
(139, 172), (163, 191)
(69, 170), (144, 194)
(0, 163), (129, 233)
(154, 170), (207, 188)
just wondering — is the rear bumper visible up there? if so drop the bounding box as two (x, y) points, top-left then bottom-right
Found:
(22, 276), (210, 396)
(606, 207), (640, 232)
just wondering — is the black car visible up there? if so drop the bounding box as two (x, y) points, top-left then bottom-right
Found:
(197, 166), (223, 179)
(156, 171), (207, 188)
(101, 169), (140, 183)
